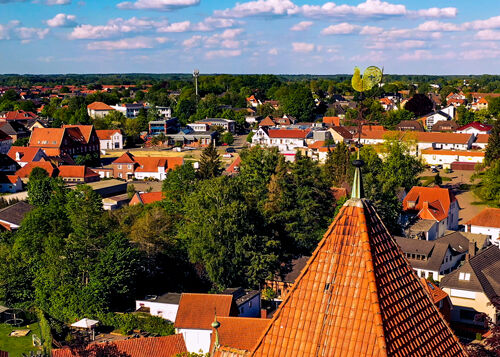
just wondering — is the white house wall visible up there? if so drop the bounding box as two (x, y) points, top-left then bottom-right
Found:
(176, 328), (212, 354)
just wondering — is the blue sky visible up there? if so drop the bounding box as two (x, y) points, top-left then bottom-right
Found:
(1, 0), (500, 74)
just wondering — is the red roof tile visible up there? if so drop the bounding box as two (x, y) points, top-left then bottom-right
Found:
(250, 198), (467, 357)
(16, 161), (57, 178)
(457, 122), (492, 132)
(96, 129), (122, 140)
(51, 334), (187, 357)
(87, 101), (114, 111)
(465, 208), (500, 229)
(476, 134), (490, 144)
(3, 110), (37, 121)
(323, 116), (340, 126)
(58, 166), (99, 179)
(212, 317), (270, 355)
(258, 116), (276, 127)
(226, 156), (241, 174)
(8, 147), (44, 163)
(421, 278), (449, 304)
(308, 140), (326, 149)
(29, 128), (66, 148)
(403, 186), (457, 219)
(174, 294), (237, 330)
(130, 192), (164, 205)
(113, 152), (136, 164)
(268, 129), (309, 139)
(62, 125), (94, 143)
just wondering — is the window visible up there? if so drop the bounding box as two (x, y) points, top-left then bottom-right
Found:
(128, 164), (132, 169)
(118, 165), (122, 169)
(459, 272), (471, 281)
(249, 301), (252, 308)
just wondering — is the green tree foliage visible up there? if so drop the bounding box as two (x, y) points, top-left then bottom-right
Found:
(456, 106), (476, 126)
(180, 176), (279, 289)
(198, 143), (222, 179)
(404, 94), (434, 117)
(280, 86), (316, 122)
(380, 109), (415, 129)
(27, 168), (63, 206)
(434, 173), (443, 186)
(485, 119), (500, 165)
(323, 142), (352, 187)
(162, 163), (197, 204)
(13, 137), (30, 147)
(488, 97), (500, 117)
(221, 132), (234, 145)
(473, 161), (500, 207)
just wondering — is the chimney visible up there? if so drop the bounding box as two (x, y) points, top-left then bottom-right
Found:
(422, 201), (429, 210)
(15, 152), (22, 161)
(260, 309), (267, 319)
(469, 241), (476, 259)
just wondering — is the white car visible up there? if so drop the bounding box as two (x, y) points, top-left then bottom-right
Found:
(223, 153), (233, 158)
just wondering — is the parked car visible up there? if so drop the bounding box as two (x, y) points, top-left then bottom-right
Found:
(437, 164), (443, 169)
(223, 153), (233, 158)
(225, 147), (236, 153)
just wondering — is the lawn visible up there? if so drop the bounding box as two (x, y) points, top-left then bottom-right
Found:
(420, 175), (452, 186)
(0, 322), (43, 356)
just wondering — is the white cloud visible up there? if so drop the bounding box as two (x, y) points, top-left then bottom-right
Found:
(87, 36), (167, 50)
(45, 0), (71, 5)
(157, 21), (191, 32)
(117, 0), (199, 11)
(475, 29), (500, 41)
(214, 0), (298, 18)
(321, 22), (357, 35)
(360, 25), (383, 35)
(398, 49), (454, 61)
(46, 13), (77, 27)
(461, 49), (500, 60)
(464, 16), (500, 30)
(0, 21), (49, 42)
(69, 17), (166, 39)
(292, 42), (315, 53)
(416, 21), (460, 32)
(350, 50), (387, 62)
(182, 35), (202, 48)
(413, 7), (457, 18)
(378, 28), (442, 40)
(290, 21), (313, 31)
(367, 40), (425, 49)
(268, 48), (278, 55)
(205, 49), (242, 59)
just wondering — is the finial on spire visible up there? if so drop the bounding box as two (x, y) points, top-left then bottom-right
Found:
(351, 143), (365, 199)
(212, 313), (221, 349)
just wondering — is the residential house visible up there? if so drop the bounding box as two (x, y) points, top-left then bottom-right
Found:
(264, 256), (309, 300)
(156, 106), (172, 118)
(474, 134), (490, 150)
(57, 166), (100, 184)
(136, 293), (181, 322)
(196, 118), (235, 133)
(52, 334), (188, 357)
(174, 293), (238, 354)
(210, 317), (269, 357)
(246, 95), (261, 108)
(0, 110), (38, 124)
(421, 149), (485, 168)
(0, 131), (12, 154)
(0, 201), (33, 230)
(305, 141), (331, 163)
(222, 288), (261, 318)
(322, 116), (341, 127)
(16, 161), (57, 182)
(258, 116), (276, 127)
(327, 126), (353, 143)
(379, 97), (396, 111)
(0, 121), (30, 142)
(457, 122), (492, 135)
(465, 208), (500, 246)
(441, 246), (500, 327)
(87, 101), (115, 118)
(420, 278), (452, 322)
(107, 152), (183, 180)
(129, 191), (164, 205)
(110, 103), (144, 118)
(402, 186), (459, 233)
(225, 156), (241, 176)
(396, 120), (424, 131)
(0, 153), (19, 172)
(251, 127), (311, 155)
(0, 175), (22, 193)
(29, 125), (100, 159)
(7, 147), (46, 167)
(395, 232), (472, 281)
(471, 97), (489, 111)
(431, 120), (459, 132)
(421, 106), (455, 129)
(96, 129), (124, 150)
(413, 132), (475, 152)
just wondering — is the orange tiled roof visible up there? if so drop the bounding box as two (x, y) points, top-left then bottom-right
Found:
(51, 334), (187, 357)
(16, 161), (57, 178)
(308, 141), (326, 149)
(465, 208), (500, 229)
(268, 129), (309, 139)
(130, 192), (164, 205)
(418, 200), (447, 222)
(476, 134), (490, 143)
(174, 293), (237, 330)
(87, 101), (114, 111)
(62, 125), (94, 142)
(403, 186), (456, 216)
(226, 156), (241, 174)
(96, 129), (122, 140)
(258, 116), (276, 126)
(380, 97), (393, 105)
(134, 157), (183, 172)
(421, 278), (449, 304)
(58, 166), (99, 179)
(4, 110), (37, 121)
(113, 152), (136, 164)
(413, 132), (473, 145)
(7, 147), (44, 162)
(211, 317), (269, 355)
(29, 128), (65, 148)
(250, 198), (466, 357)
(323, 116), (340, 126)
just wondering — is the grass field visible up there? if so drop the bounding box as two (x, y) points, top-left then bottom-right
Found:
(0, 322), (43, 356)
(420, 175), (452, 186)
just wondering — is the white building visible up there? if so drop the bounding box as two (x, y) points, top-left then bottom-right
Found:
(465, 208), (500, 246)
(87, 102), (115, 119)
(135, 293), (181, 322)
(96, 129), (124, 151)
(252, 127), (311, 153)
(110, 103), (144, 118)
(420, 149), (484, 169)
(456, 122), (492, 135)
(196, 118), (236, 133)
(423, 106), (455, 130)
(7, 147), (46, 167)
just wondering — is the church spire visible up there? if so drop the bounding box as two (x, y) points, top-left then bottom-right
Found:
(351, 145), (365, 199)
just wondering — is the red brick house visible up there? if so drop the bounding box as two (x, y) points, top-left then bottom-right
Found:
(57, 165), (100, 183)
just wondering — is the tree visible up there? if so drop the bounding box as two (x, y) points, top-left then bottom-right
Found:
(380, 109), (415, 129)
(323, 142), (352, 187)
(404, 94), (434, 117)
(434, 173), (443, 186)
(221, 132), (234, 145)
(456, 106), (476, 126)
(13, 137), (29, 146)
(485, 119), (500, 166)
(198, 143), (222, 179)
(162, 163), (197, 204)
(246, 131), (254, 143)
(473, 161), (500, 207)
(280, 86), (316, 122)
(27, 168), (59, 206)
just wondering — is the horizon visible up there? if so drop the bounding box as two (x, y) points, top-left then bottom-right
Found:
(1, 0), (500, 74)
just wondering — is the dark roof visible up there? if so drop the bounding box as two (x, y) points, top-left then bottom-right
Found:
(431, 120), (459, 132)
(273, 256), (310, 283)
(0, 201), (33, 226)
(222, 288), (260, 306)
(395, 237), (457, 272)
(147, 293), (182, 305)
(396, 120), (424, 131)
(441, 246), (500, 301)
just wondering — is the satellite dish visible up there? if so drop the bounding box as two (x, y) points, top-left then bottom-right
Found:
(351, 66), (383, 92)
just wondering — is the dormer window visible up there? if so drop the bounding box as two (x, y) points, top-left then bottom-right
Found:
(459, 272), (470, 281)
(407, 201), (416, 209)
